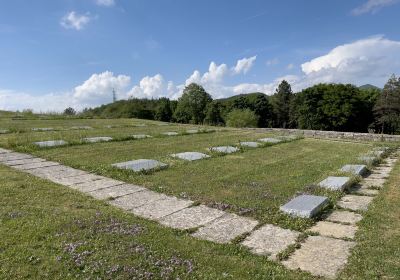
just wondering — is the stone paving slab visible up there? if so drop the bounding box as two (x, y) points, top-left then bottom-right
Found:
(242, 224), (300, 260)
(109, 190), (168, 210)
(2, 157), (46, 166)
(337, 195), (374, 211)
(326, 210), (363, 225)
(309, 221), (358, 239)
(159, 205), (225, 230)
(208, 146), (239, 154)
(83, 137), (113, 143)
(318, 176), (351, 191)
(34, 140), (68, 147)
(280, 195), (328, 218)
(340, 164), (367, 176)
(112, 159), (168, 172)
(0, 153), (34, 162)
(282, 235), (355, 278)
(258, 137), (282, 143)
(171, 152), (210, 161)
(0, 129), (9, 134)
(131, 197), (193, 220)
(51, 173), (104, 186)
(88, 183), (146, 199)
(13, 161), (60, 170)
(239, 141), (260, 148)
(132, 134), (152, 139)
(349, 184), (379, 196)
(71, 126), (92, 130)
(365, 173), (388, 180)
(162, 132), (179, 136)
(26, 165), (88, 179)
(0, 148), (11, 153)
(186, 129), (199, 134)
(32, 127), (54, 131)
(192, 213), (258, 244)
(363, 178), (385, 188)
(71, 178), (125, 192)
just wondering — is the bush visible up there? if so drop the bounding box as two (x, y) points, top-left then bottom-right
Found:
(226, 109), (259, 128)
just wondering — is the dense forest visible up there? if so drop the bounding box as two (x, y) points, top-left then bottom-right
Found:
(76, 74), (400, 134)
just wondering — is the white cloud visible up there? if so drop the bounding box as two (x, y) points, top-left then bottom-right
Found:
(352, 0), (399, 15)
(232, 56), (257, 74)
(95, 0), (115, 7)
(60, 11), (91, 30)
(127, 74), (178, 99)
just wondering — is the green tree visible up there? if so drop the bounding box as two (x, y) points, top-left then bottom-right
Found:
(272, 80), (293, 128)
(155, 98), (172, 122)
(173, 83), (212, 124)
(204, 101), (224, 126)
(226, 109), (259, 128)
(251, 94), (273, 127)
(64, 107), (76, 116)
(373, 74), (400, 134)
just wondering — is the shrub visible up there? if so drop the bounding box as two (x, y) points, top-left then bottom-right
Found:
(226, 109), (259, 128)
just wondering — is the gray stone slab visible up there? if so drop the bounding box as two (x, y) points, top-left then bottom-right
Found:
(208, 146), (239, 154)
(135, 123), (147, 127)
(131, 197), (193, 220)
(371, 150), (384, 158)
(282, 236), (355, 278)
(0, 153), (34, 162)
(280, 195), (329, 218)
(239, 141), (260, 148)
(326, 210), (363, 225)
(0, 148), (11, 153)
(13, 161), (60, 170)
(309, 221), (357, 239)
(349, 184), (379, 196)
(71, 126), (92, 130)
(366, 172), (388, 180)
(34, 140), (68, 147)
(358, 155), (377, 165)
(83, 137), (113, 143)
(159, 205), (225, 230)
(88, 183), (146, 199)
(26, 165), (88, 179)
(171, 152), (210, 161)
(318, 176), (351, 191)
(192, 213), (258, 244)
(109, 190), (167, 210)
(363, 178), (385, 188)
(162, 132), (179, 136)
(258, 137), (282, 143)
(51, 173), (104, 186)
(0, 129), (9, 134)
(337, 195), (374, 211)
(132, 134), (152, 139)
(2, 157), (45, 166)
(112, 159), (168, 172)
(242, 224), (300, 260)
(71, 178), (125, 192)
(340, 164), (368, 176)
(186, 129), (199, 134)
(32, 127), (54, 131)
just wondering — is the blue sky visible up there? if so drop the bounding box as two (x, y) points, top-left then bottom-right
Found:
(1, 0), (400, 111)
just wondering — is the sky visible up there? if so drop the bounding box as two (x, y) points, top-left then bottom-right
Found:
(0, 0), (400, 112)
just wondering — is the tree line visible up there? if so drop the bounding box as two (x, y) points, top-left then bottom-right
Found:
(77, 74), (400, 134)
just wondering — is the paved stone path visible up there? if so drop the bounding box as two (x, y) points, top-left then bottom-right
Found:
(0, 146), (397, 279)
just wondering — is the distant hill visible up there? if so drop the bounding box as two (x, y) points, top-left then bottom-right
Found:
(359, 84), (381, 91)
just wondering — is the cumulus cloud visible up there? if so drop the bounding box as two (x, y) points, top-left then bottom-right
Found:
(95, 0), (115, 7)
(352, 0), (399, 15)
(232, 56), (257, 74)
(60, 11), (91, 30)
(127, 74), (178, 99)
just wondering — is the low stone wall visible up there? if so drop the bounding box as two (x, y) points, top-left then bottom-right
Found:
(258, 128), (400, 142)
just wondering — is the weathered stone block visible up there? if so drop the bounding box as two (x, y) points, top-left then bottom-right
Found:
(280, 195), (328, 218)
(34, 140), (68, 147)
(171, 152), (210, 161)
(318, 176), (351, 191)
(309, 221), (357, 239)
(239, 141), (260, 148)
(83, 137), (113, 143)
(326, 210), (363, 225)
(208, 146), (239, 154)
(340, 164), (367, 176)
(112, 159), (168, 172)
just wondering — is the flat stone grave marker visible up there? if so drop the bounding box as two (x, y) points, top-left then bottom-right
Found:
(280, 194), (328, 218)
(34, 140), (68, 148)
(132, 134), (152, 139)
(88, 183), (146, 200)
(32, 127), (54, 131)
(309, 221), (357, 239)
(135, 123), (147, 127)
(71, 126), (93, 130)
(371, 150), (384, 157)
(3, 157), (46, 166)
(358, 155), (377, 164)
(242, 224), (300, 260)
(326, 210), (363, 225)
(171, 152), (210, 161)
(337, 195), (373, 211)
(258, 137), (282, 143)
(186, 129), (199, 134)
(340, 164), (367, 176)
(159, 205), (225, 230)
(112, 159), (168, 172)
(0, 129), (9, 134)
(282, 235), (355, 278)
(208, 146), (239, 154)
(318, 176), (351, 191)
(109, 190), (167, 210)
(192, 213), (258, 244)
(83, 136), (113, 143)
(162, 132), (179, 136)
(239, 141), (260, 148)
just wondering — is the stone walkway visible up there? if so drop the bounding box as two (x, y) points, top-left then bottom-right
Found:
(0, 146), (397, 279)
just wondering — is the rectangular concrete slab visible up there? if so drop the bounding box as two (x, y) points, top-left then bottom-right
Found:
(13, 161), (60, 170)
(2, 158), (46, 166)
(26, 165), (88, 179)
(280, 195), (329, 218)
(309, 221), (358, 239)
(0, 148), (11, 153)
(192, 213), (258, 244)
(186, 129), (199, 134)
(34, 140), (68, 147)
(162, 132), (179, 136)
(208, 146), (239, 154)
(0, 153), (34, 162)
(32, 127), (54, 131)
(242, 224), (300, 260)
(71, 178), (125, 192)
(358, 155), (377, 165)
(349, 184), (379, 196)
(0, 129), (9, 134)
(132, 134), (152, 139)
(83, 137), (113, 143)
(112, 159), (168, 172)
(326, 210), (363, 225)
(362, 178), (385, 188)
(337, 195), (374, 211)
(258, 137), (282, 143)
(171, 152), (210, 161)
(109, 190), (167, 210)
(282, 236), (355, 278)
(239, 141), (260, 148)
(130, 197), (193, 220)
(319, 176), (351, 191)
(51, 173), (104, 186)
(88, 183), (146, 199)
(159, 205), (225, 230)
(340, 164), (367, 176)
(71, 126), (92, 130)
